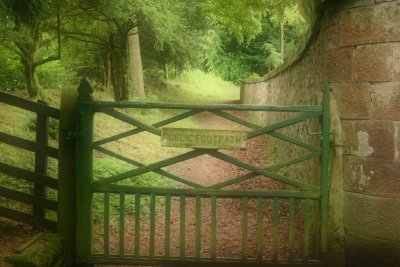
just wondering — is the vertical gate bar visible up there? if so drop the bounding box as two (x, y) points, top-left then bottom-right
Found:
(272, 197), (279, 261)
(134, 193), (141, 257)
(256, 197), (264, 261)
(75, 81), (94, 261)
(288, 197), (295, 261)
(195, 195), (201, 260)
(303, 199), (311, 261)
(242, 197), (248, 261)
(211, 196), (217, 260)
(104, 192), (110, 258)
(150, 193), (156, 259)
(165, 194), (171, 258)
(321, 85), (331, 257)
(119, 192), (125, 257)
(180, 195), (186, 259)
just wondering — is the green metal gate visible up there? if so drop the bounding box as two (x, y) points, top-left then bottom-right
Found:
(73, 84), (331, 266)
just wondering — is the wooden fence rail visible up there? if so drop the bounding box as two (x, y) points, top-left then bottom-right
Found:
(0, 92), (60, 230)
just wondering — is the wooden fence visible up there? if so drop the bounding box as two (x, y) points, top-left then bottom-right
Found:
(0, 92), (59, 230)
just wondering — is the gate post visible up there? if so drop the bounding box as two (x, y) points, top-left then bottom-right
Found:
(75, 79), (94, 265)
(58, 87), (78, 261)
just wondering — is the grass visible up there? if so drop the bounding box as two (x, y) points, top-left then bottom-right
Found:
(0, 69), (240, 224)
(148, 69), (239, 103)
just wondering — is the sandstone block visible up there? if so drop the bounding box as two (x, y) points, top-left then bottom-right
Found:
(343, 156), (400, 199)
(354, 44), (392, 82)
(322, 24), (340, 52)
(344, 192), (400, 242)
(395, 122), (400, 160)
(371, 82), (400, 120)
(326, 48), (354, 82)
(345, 231), (400, 267)
(342, 120), (395, 159)
(393, 43), (400, 81)
(330, 82), (371, 119)
(339, 2), (400, 46)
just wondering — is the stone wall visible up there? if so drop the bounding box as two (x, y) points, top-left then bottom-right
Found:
(241, 1), (400, 266)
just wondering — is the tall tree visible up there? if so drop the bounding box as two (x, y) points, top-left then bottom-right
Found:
(140, 0), (209, 80)
(263, 0), (295, 63)
(1, 0), (61, 97)
(128, 26), (144, 98)
(64, 0), (182, 100)
(201, 2), (308, 83)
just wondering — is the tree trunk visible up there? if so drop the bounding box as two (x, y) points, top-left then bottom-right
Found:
(110, 32), (130, 101)
(164, 63), (169, 80)
(103, 49), (112, 92)
(21, 57), (40, 98)
(280, 20), (285, 64)
(14, 17), (60, 98)
(128, 27), (145, 99)
(110, 48), (121, 101)
(175, 57), (180, 79)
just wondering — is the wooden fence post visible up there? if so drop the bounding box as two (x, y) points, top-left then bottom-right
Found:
(58, 87), (78, 261)
(33, 100), (49, 226)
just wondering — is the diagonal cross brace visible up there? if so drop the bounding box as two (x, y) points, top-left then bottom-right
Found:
(210, 110), (260, 129)
(104, 109), (161, 136)
(93, 149), (207, 185)
(208, 152), (321, 189)
(211, 110), (321, 152)
(207, 150), (318, 190)
(94, 110), (203, 147)
(95, 146), (204, 188)
(247, 112), (321, 139)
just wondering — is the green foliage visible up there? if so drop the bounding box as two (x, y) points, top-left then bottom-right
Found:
(0, 50), (25, 91)
(0, 0), (309, 95)
(0, 0), (62, 97)
(36, 60), (75, 89)
(202, 5), (308, 83)
(25, 117), (59, 140)
(203, 0), (265, 44)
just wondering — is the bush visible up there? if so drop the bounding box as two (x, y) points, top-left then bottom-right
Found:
(0, 50), (25, 91)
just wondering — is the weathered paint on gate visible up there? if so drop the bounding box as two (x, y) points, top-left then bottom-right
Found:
(71, 80), (331, 266)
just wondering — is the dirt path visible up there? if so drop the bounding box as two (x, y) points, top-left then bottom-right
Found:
(164, 111), (270, 258)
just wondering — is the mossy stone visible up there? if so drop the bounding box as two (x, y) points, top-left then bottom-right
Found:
(6, 233), (64, 267)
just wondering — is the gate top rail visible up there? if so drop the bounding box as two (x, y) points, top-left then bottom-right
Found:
(81, 101), (323, 113)
(0, 91), (60, 119)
